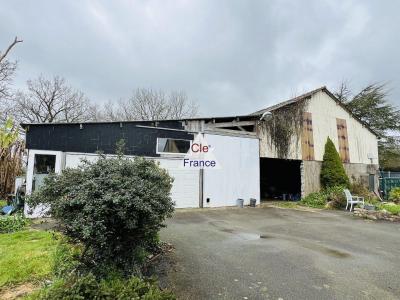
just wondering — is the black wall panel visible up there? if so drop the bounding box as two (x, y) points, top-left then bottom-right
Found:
(25, 121), (194, 157)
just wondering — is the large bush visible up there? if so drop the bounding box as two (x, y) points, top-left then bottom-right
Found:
(28, 155), (174, 274)
(320, 137), (350, 188)
(36, 273), (175, 300)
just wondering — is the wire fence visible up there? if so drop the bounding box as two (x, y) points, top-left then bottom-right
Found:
(379, 171), (400, 199)
(380, 171), (400, 178)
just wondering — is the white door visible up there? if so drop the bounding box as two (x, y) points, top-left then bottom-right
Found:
(156, 158), (200, 208)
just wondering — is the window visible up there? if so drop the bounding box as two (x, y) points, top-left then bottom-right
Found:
(33, 154), (56, 191)
(34, 154), (56, 174)
(157, 138), (190, 154)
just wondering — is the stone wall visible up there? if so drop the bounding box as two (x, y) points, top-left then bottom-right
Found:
(301, 160), (322, 196)
(301, 160), (379, 196)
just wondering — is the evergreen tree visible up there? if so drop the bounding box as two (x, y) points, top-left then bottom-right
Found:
(320, 137), (350, 188)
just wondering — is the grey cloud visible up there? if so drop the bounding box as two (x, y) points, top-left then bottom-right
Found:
(1, 0), (399, 118)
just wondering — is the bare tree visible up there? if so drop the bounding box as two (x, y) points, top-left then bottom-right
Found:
(0, 37), (23, 119)
(100, 88), (198, 121)
(334, 80), (351, 103)
(12, 75), (96, 123)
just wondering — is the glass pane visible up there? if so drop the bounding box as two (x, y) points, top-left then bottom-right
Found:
(158, 138), (190, 153)
(34, 154), (56, 174)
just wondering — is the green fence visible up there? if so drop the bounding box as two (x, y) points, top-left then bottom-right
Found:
(379, 177), (400, 199)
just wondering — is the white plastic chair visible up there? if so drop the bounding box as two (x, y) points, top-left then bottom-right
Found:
(344, 189), (364, 211)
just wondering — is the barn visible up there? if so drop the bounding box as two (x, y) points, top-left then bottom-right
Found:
(252, 86), (379, 200)
(21, 86), (379, 215)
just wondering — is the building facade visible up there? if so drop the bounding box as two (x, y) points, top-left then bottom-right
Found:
(22, 117), (260, 216)
(253, 87), (379, 199)
(22, 86), (379, 215)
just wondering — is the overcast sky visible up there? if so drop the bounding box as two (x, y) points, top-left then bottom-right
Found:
(1, 0), (399, 117)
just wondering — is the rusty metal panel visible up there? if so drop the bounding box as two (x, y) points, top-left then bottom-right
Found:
(336, 118), (350, 163)
(301, 112), (315, 160)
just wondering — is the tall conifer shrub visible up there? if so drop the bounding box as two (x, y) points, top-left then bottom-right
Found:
(320, 137), (350, 188)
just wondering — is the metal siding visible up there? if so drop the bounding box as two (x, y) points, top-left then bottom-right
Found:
(203, 134), (260, 207)
(25, 121), (193, 157)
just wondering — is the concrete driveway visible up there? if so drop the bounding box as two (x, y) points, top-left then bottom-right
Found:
(160, 206), (400, 300)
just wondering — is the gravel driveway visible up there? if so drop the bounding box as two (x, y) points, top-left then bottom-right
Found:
(160, 206), (400, 300)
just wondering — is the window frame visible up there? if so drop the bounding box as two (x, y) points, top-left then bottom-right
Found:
(156, 137), (192, 155)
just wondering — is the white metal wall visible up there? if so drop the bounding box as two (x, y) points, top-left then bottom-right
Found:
(203, 134), (260, 207)
(25, 132), (260, 215)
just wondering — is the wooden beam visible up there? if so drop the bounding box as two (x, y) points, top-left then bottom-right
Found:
(206, 120), (256, 128)
(204, 128), (257, 137)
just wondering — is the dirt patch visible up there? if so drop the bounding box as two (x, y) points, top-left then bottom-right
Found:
(30, 218), (58, 231)
(0, 282), (39, 300)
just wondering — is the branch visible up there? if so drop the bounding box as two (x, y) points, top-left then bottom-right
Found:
(0, 37), (23, 63)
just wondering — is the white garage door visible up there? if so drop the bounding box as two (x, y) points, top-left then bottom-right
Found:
(64, 153), (199, 208)
(156, 158), (200, 208)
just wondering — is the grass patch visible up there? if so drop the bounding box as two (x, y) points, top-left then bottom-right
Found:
(378, 203), (400, 215)
(270, 201), (300, 209)
(0, 230), (57, 288)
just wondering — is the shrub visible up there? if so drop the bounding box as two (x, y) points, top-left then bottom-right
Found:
(350, 181), (380, 205)
(0, 214), (28, 233)
(320, 137), (350, 188)
(300, 186), (346, 209)
(389, 187), (400, 204)
(36, 273), (175, 300)
(28, 155), (174, 275)
(300, 192), (326, 208)
(325, 186), (347, 208)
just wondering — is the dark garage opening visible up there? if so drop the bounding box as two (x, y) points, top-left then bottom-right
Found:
(260, 158), (301, 201)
